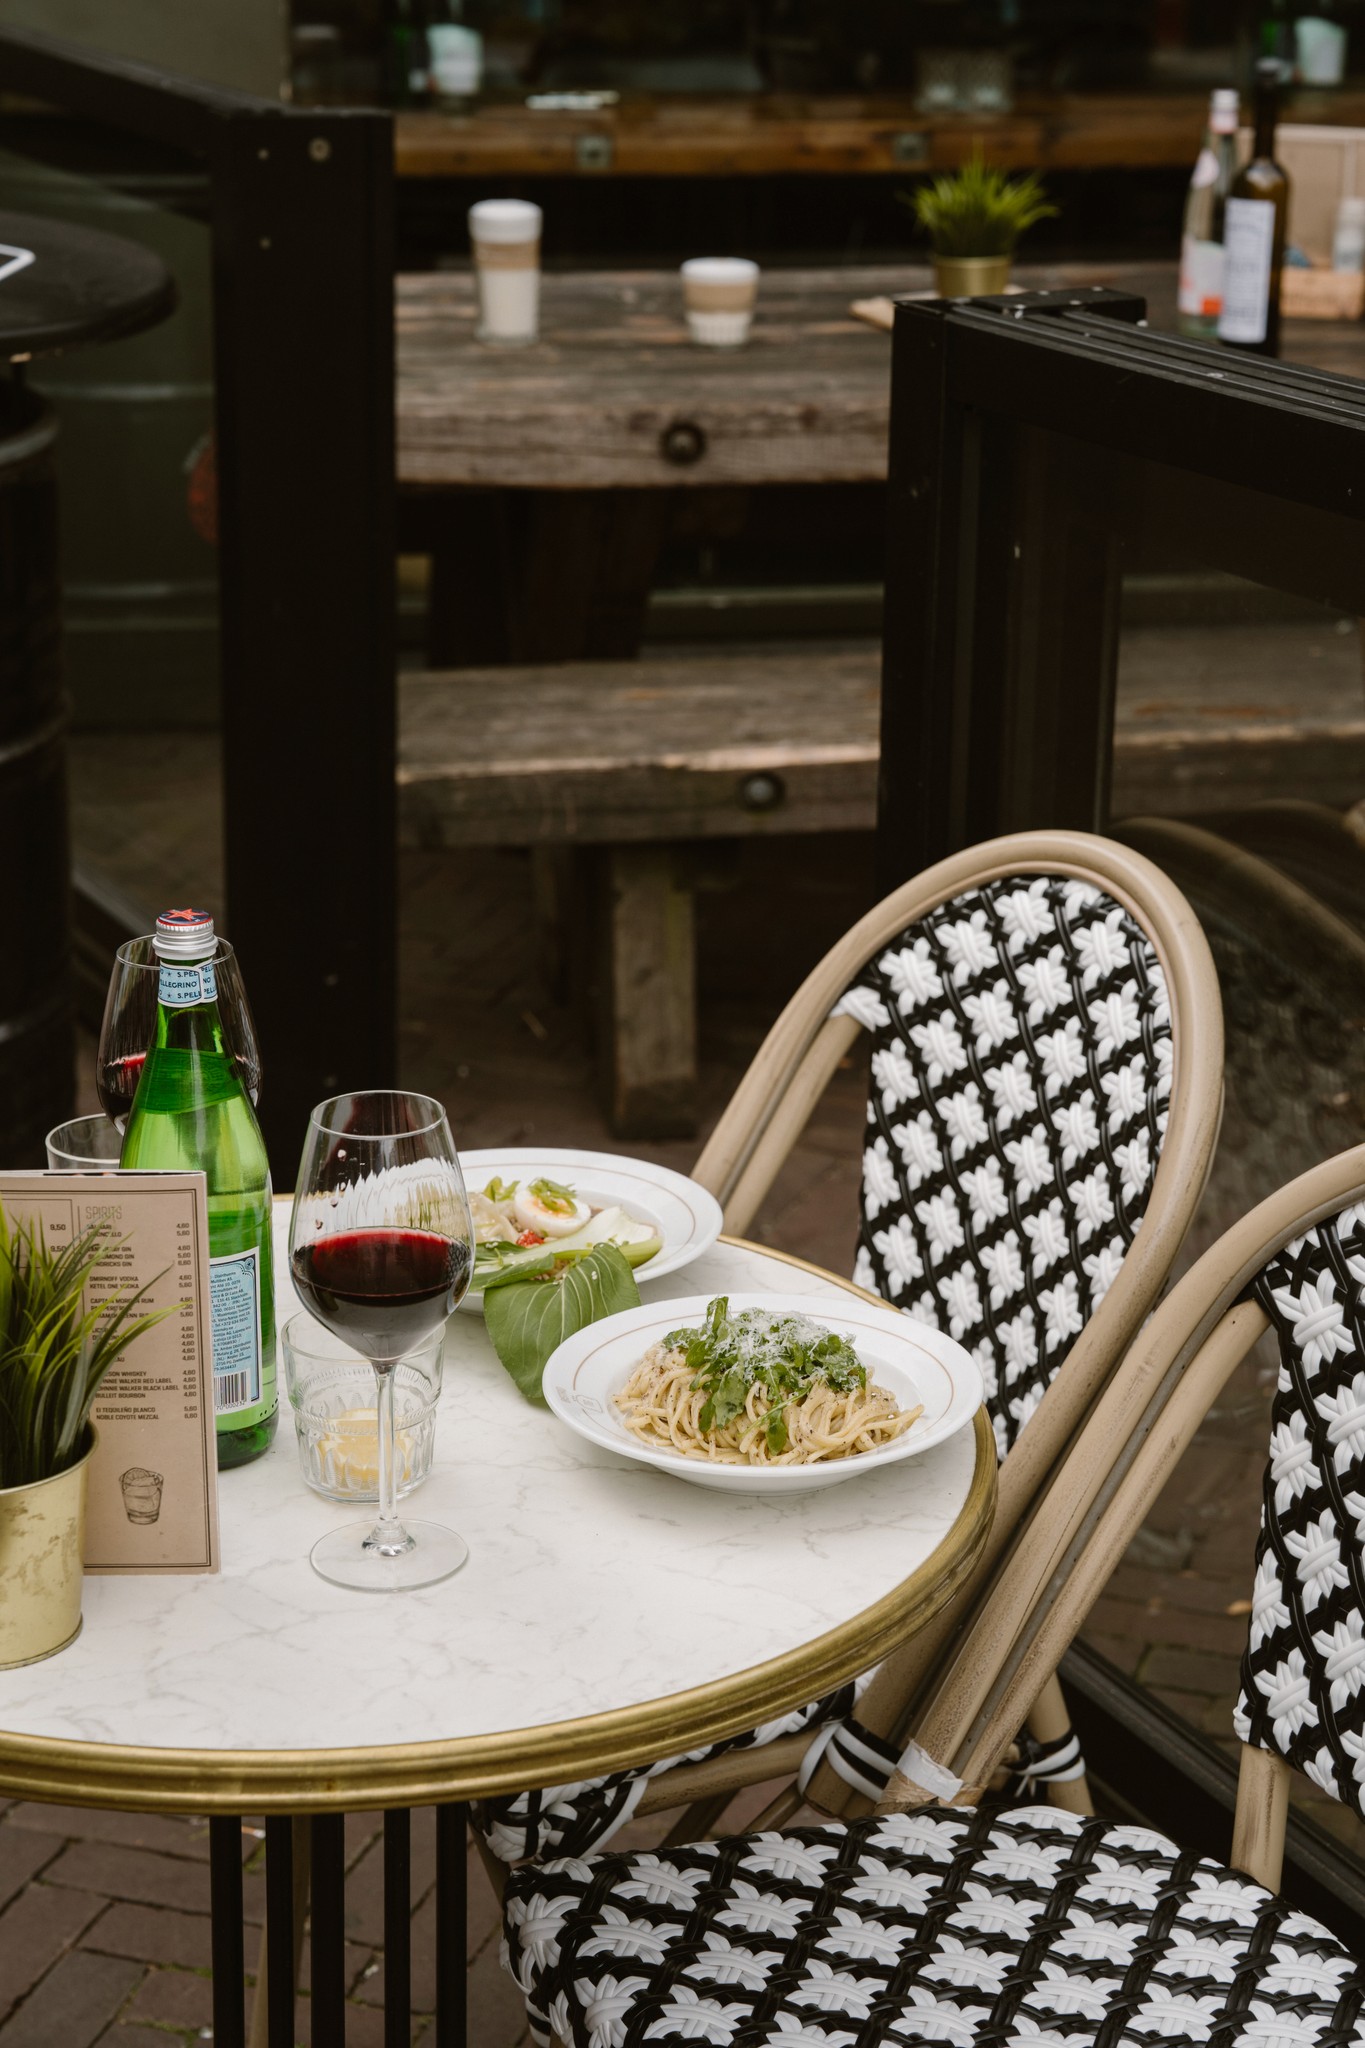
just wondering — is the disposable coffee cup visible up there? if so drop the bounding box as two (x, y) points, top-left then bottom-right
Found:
(469, 198), (542, 345)
(429, 23), (482, 102)
(681, 257), (759, 347)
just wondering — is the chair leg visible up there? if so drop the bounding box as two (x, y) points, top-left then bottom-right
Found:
(660, 1792), (735, 1847)
(743, 1782), (805, 1833)
(1027, 1671), (1092, 1814)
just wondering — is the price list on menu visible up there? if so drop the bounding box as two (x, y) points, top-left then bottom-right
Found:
(0, 1170), (219, 1572)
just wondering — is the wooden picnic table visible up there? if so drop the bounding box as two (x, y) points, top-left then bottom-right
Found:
(393, 88), (1365, 181)
(396, 259), (1364, 664)
(395, 262), (1365, 1135)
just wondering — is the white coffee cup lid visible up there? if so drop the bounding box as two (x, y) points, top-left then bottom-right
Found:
(680, 257), (759, 283)
(469, 199), (542, 244)
(1338, 196), (1365, 224)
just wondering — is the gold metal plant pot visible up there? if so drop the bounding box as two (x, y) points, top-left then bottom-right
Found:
(933, 254), (1012, 298)
(0, 1432), (93, 1669)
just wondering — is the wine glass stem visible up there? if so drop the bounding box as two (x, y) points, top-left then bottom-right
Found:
(371, 1362), (409, 1554)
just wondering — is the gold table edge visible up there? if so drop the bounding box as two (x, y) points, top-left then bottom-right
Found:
(0, 1235), (996, 1812)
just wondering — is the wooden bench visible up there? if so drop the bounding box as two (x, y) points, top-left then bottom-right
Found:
(398, 640), (1365, 1138)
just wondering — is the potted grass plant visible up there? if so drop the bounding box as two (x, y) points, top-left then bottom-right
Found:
(0, 1206), (173, 1668)
(907, 155), (1057, 298)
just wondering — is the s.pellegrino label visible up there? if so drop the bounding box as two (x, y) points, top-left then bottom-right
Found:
(159, 959), (218, 1009)
(210, 1246), (263, 1414)
(1218, 196), (1276, 345)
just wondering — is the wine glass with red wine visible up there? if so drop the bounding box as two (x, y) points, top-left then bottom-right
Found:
(98, 936), (262, 1131)
(290, 1090), (473, 1591)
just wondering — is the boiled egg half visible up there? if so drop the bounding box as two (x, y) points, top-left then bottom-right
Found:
(513, 1180), (592, 1239)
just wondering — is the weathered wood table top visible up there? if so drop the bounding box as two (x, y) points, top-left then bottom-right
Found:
(393, 89), (1365, 182)
(397, 261), (1365, 493)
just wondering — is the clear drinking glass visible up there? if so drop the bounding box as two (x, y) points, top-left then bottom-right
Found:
(289, 1090), (473, 1591)
(46, 1115), (123, 1169)
(97, 935), (262, 1132)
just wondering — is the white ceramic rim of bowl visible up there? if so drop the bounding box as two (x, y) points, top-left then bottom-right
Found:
(460, 1146), (724, 1311)
(542, 1291), (983, 1491)
(468, 198), (543, 243)
(680, 257), (759, 283)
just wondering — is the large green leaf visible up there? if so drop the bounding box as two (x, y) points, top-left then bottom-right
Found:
(483, 1243), (640, 1403)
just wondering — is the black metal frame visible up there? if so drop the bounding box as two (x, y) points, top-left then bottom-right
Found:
(877, 284), (1365, 891)
(879, 290), (1365, 1927)
(0, 25), (397, 1174)
(207, 1803), (469, 2045)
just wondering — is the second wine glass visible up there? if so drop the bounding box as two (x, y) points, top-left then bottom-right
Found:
(289, 1090), (473, 1591)
(98, 935), (262, 1132)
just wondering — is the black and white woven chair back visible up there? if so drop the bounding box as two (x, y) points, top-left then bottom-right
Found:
(1239, 1200), (1365, 1812)
(838, 873), (1173, 1458)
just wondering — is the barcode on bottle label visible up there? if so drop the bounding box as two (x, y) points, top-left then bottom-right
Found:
(215, 1370), (251, 1412)
(159, 961), (218, 1009)
(210, 1247), (262, 1413)
(1218, 197), (1276, 344)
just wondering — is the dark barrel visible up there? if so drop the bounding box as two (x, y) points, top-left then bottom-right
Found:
(0, 148), (217, 730)
(0, 379), (72, 1163)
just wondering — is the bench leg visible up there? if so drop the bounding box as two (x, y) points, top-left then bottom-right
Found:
(595, 845), (697, 1140)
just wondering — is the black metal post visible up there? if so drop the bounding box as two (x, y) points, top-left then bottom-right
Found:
(310, 1813), (347, 2039)
(263, 1815), (295, 2046)
(209, 1816), (245, 2048)
(0, 27), (398, 1181)
(384, 1806), (412, 2048)
(435, 1803), (468, 2048)
(210, 110), (397, 1177)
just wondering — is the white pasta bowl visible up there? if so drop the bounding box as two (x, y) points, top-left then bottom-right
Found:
(541, 1292), (984, 1493)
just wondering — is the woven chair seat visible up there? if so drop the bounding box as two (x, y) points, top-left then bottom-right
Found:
(503, 1806), (1365, 2047)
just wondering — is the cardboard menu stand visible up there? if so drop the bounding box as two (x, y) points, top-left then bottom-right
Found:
(0, 1170), (219, 1573)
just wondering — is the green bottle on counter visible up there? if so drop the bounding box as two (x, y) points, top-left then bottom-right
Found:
(120, 908), (278, 1468)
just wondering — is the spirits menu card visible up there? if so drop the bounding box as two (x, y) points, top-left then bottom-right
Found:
(0, 1171), (219, 1573)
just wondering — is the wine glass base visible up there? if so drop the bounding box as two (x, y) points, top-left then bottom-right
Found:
(309, 1520), (469, 1591)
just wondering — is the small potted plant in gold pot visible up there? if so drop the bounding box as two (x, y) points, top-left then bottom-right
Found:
(909, 154), (1057, 298)
(0, 1208), (172, 1668)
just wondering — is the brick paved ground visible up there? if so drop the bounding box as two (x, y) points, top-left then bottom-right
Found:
(6, 725), (1354, 2040)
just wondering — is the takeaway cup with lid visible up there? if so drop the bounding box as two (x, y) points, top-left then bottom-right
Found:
(468, 198), (542, 344)
(680, 257), (759, 347)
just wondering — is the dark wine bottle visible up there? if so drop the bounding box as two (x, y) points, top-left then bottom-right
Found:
(1217, 58), (1290, 357)
(120, 910), (278, 1469)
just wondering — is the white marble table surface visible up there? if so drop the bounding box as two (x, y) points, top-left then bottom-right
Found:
(0, 1210), (985, 1794)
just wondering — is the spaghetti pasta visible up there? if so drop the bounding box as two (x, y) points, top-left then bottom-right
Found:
(613, 1299), (923, 1467)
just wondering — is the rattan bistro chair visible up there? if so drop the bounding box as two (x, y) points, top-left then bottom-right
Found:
(472, 830), (1223, 1871)
(500, 1147), (1365, 2048)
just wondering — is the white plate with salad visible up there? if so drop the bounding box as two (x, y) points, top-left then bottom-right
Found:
(459, 1148), (723, 1312)
(542, 1292), (983, 1493)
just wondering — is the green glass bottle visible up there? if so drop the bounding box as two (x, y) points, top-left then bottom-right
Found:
(120, 909), (278, 1468)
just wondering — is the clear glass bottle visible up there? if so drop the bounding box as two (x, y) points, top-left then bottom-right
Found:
(120, 909), (278, 1469)
(1179, 88), (1240, 339)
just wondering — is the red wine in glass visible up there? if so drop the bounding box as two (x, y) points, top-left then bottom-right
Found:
(291, 1229), (470, 1362)
(97, 1052), (147, 1125)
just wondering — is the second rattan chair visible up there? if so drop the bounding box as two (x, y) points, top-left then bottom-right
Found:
(500, 1145), (1365, 2048)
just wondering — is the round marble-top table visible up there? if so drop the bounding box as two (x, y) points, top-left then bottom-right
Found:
(0, 1214), (994, 1814)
